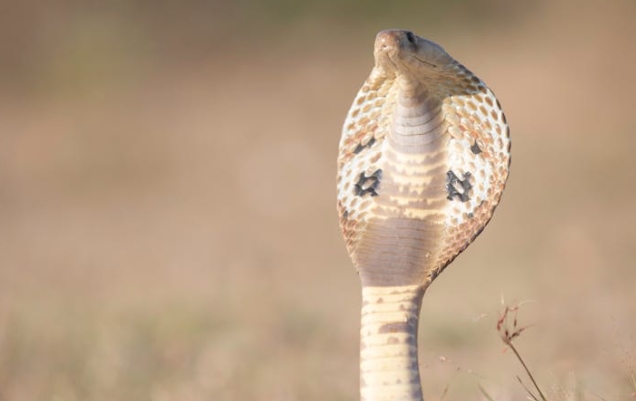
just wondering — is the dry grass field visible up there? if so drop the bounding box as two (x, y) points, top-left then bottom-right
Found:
(0, 1), (635, 400)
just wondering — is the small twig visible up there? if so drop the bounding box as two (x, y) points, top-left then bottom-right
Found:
(497, 303), (548, 401)
(516, 375), (540, 401)
(510, 342), (547, 401)
(439, 383), (449, 401)
(478, 384), (497, 401)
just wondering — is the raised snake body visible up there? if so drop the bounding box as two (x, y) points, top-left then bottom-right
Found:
(336, 30), (511, 401)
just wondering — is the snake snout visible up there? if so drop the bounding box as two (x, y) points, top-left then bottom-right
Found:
(375, 29), (416, 52)
(374, 30), (419, 72)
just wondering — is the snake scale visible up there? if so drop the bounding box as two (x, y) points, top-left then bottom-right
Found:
(336, 30), (511, 401)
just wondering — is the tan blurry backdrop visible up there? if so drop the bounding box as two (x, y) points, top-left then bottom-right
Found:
(0, 1), (635, 400)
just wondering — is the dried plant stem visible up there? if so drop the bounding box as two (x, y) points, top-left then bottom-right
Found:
(497, 304), (548, 401)
(478, 384), (497, 401)
(508, 342), (547, 401)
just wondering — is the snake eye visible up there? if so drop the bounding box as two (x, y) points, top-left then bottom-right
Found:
(405, 31), (416, 45)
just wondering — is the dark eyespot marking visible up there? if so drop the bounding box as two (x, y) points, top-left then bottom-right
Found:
(446, 170), (472, 202)
(354, 169), (382, 197)
(354, 137), (376, 154)
(470, 141), (482, 155)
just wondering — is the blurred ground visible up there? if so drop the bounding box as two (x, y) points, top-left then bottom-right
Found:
(0, 1), (635, 400)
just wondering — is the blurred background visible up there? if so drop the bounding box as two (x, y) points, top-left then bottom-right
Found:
(0, 0), (635, 400)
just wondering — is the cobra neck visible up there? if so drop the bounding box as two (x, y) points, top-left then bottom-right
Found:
(360, 284), (426, 401)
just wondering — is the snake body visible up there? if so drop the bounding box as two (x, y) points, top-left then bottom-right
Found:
(337, 30), (510, 401)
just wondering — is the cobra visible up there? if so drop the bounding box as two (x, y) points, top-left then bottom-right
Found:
(336, 30), (511, 401)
